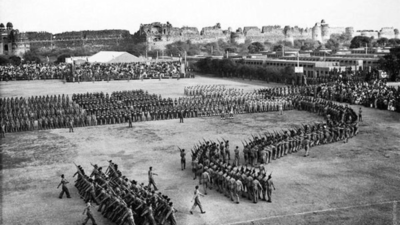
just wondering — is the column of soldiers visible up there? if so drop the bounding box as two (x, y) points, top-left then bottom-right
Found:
(72, 90), (198, 124)
(185, 140), (275, 204)
(74, 162), (178, 225)
(184, 85), (227, 96)
(185, 95), (358, 204)
(0, 95), (83, 134)
(257, 86), (302, 97)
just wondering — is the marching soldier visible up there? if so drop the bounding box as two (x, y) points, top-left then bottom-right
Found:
(201, 168), (211, 195)
(82, 201), (97, 225)
(235, 178), (243, 204)
(57, 174), (71, 199)
(148, 167), (158, 191)
(190, 186), (206, 214)
(252, 176), (263, 203)
(266, 174), (276, 203)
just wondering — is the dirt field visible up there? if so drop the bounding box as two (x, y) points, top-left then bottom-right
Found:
(1, 76), (400, 225)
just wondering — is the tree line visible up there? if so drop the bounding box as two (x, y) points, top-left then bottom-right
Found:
(195, 57), (296, 84)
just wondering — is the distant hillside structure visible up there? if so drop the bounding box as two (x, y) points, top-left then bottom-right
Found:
(0, 22), (30, 56)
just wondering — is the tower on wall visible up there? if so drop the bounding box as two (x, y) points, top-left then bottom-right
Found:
(321, 19), (330, 42)
(312, 22), (322, 43)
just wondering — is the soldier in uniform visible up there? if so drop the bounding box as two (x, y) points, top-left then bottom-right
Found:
(190, 186), (206, 214)
(252, 176), (263, 203)
(57, 174), (71, 199)
(148, 167), (158, 191)
(180, 149), (186, 170)
(128, 115), (133, 128)
(266, 174), (276, 202)
(303, 136), (310, 157)
(69, 119), (74, 133)
(234, 146), (240, 167)
(82, 201), (97, 225)
(235, 178), (243, 204)
(201, 168), (210, 195)
(179, 109), (184, 123)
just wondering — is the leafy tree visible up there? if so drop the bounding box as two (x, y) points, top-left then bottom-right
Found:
(225, 47), (237, 53)
(55, 54), (71, 64)
(0, 55), (10, 65)
(378, 46), (400, 81)
(387, 38), (400, 47)
(8, 55), (22, 65)
(219, 58), (236, 76)
(377, 38), (389, 47)
(129, 43), (147, 57)
(273, 45), (283, 51)
(300, 39), (320, 50)
(22, 51), (41, 64)
(248, 42), (265, 53)
(325, 38), (340, 51)
(350, 36), (372, 48)
(293, 39), (304, 49)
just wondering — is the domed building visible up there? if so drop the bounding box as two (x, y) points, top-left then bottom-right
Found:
(1, 22), (30, 56)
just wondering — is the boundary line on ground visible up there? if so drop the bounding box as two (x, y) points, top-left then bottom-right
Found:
(225, 199), (400, 225)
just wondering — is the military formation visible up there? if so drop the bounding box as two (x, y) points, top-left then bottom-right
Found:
(0, 95), (83, 134)
(186, 140), (277, 204)
(74, 162), (177, 225)
(185, 93), (358, 204)
(1, 86), (297, 136)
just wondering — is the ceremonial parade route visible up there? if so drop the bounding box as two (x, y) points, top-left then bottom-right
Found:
(1, 75), (400, 225)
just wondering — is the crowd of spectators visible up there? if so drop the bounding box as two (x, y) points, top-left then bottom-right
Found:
(300, 80), (400, 113)
(70, 61), (184, 82)
(0, 61), (192, 82)
(0, 63), (71, 81)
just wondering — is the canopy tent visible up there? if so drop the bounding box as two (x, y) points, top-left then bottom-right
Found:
(88, 51), (146, 63)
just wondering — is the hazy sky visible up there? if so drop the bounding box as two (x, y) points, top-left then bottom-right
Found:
(1, 0), (399, 34)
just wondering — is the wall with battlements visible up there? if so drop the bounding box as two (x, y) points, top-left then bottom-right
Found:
(4, 20), (398, 54)
(20, 29), (131, 52)
(138, 20), (391, 50)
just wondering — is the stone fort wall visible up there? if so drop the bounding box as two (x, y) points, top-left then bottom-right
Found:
(4, 20), (399, 54)
(139, 20), (399, 50)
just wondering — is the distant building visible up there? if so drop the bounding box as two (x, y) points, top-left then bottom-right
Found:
(0, 22), (30, 56)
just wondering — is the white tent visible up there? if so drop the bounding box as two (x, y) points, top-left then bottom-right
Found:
(88, 51), (146, 63)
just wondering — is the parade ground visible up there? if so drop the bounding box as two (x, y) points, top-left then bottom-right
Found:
(1, 76), (400, 225)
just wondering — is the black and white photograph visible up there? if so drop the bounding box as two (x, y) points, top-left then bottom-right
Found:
(1, 0), (400, 224)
